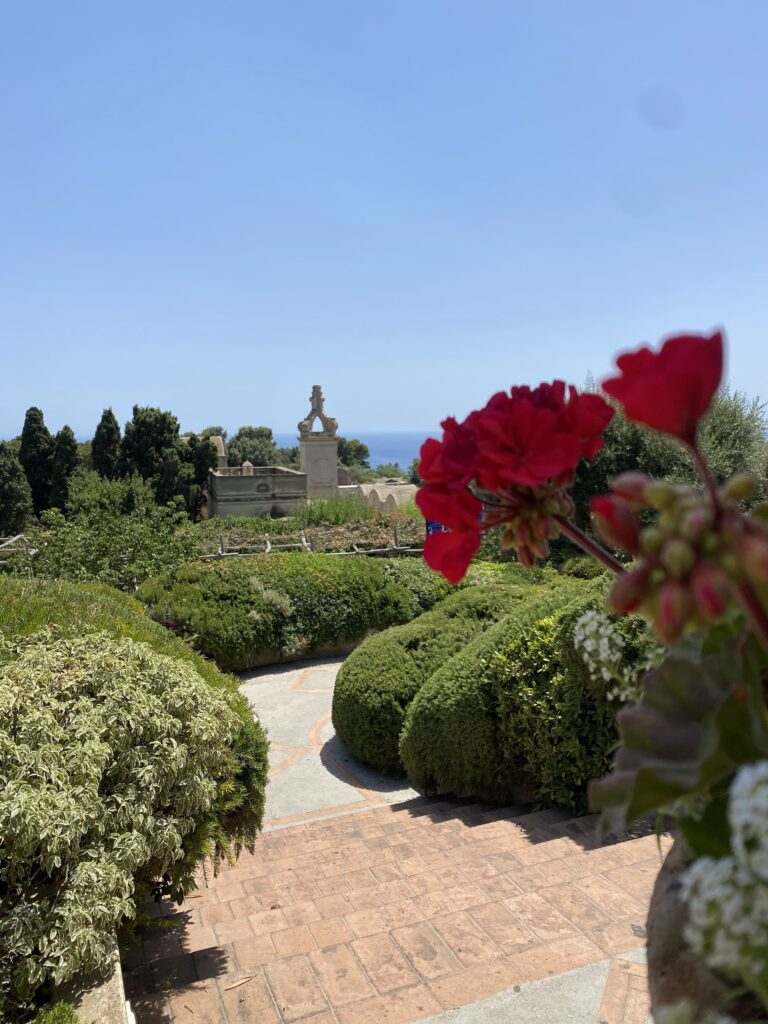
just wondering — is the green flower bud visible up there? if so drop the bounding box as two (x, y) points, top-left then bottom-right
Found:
(660, 539), (696, 579)
(640, 527), (664, 555)
(645, 481), (678, 509)
(723, 472), (756, 501)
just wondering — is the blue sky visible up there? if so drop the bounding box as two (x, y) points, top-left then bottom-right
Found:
(1, 1), (766, 440)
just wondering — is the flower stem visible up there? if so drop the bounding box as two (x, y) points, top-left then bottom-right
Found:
(689, 443), (723, 520)
(554, 516), (625, 574)
(736, 581), (768, 652)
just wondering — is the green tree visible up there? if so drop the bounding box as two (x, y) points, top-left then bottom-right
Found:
(373, 462), (404, 478)
(276, 445), (300, 469)
(227, 426), (279, 467)
(0, 442), (33, 534)
(119, 406), (183, 504)
(178, 433), (218, 518)
(91, 408), (121, 478)
(571, 385), (768, 530)
(337, 437), (371, 469)
(408, 457), (422, 485)
(18, 407), (54, 514)
(49, 426), (80, 510)
(199, 425), (228, 441)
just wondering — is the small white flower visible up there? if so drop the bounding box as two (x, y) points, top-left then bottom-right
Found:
(729, 761), (768, 883)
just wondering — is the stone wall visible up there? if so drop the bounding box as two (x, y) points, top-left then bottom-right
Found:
(209, 464), (308, 518)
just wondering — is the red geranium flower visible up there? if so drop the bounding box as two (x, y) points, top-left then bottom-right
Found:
(602, 330), (723, 445)
(416, 485), (482, 583)
(468, 381), (613, 491)
(415, 382), (612, 582)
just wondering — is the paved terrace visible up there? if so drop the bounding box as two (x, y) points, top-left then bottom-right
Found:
(123, 658), (668, 1024)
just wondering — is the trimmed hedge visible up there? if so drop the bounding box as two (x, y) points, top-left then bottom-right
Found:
(332, 584), (528, 774)
(400, 580), (652, 811)
(137, 553), (454, 673)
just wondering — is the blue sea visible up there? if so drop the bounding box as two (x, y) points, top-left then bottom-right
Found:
(274, 430), (430, 470)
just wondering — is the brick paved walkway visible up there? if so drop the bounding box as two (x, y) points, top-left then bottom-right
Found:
(122, 659), (667, 1024)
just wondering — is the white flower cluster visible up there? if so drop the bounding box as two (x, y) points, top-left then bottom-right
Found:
(655, 1001), (737, 1024)
(682, 761), (768, 992)
(730, 761), (768, 883)
(573, 609), (638, 702)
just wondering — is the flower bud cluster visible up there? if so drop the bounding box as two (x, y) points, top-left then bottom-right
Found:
(591, 471), (768, 643)
(481, 475), (575, 568)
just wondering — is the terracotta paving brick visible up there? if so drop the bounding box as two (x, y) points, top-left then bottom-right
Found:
(537, 882), (612, 931)
(199, 900), (234, 927)
(411, 890), (459, 920)
(264, 955), (329, 1022)
(572, 874), (647, 920)
(232, 932), (277, 968)
(468, 902), (538, 955)
(213, 916), (254, 945)
(192, 944), (236, 981)
(345, 907), (388, 938)
(352, 933), (419, 993)
(309, 943), (375, 1005)
(281, 899), (322, 927)
(314, 892), (353, 918)
(336, 982), (442, 1024)
(430, 910), (503, 967)
(166, 980), (224, 1023)
(507, 891), (580, 942)
(273, 924), (317, 956)
(219, 970), (280, 1023)
(391, 920), (463, 980)
(126, 797), (667, 1024)
(310, 915), (355, 947)
(249, 907), (289, 933)
(590, 918), (647, 956)
(606, 864), (657, 903)
(377, 899), (425, 929)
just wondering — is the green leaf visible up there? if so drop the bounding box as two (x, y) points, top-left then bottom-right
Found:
(590, 630), (768, 833)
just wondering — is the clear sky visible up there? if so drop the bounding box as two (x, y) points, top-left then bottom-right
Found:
(1, 1), (767, 440)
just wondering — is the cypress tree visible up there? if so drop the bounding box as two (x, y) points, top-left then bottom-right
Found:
(49, 426), (80, 510)
(0, 442), (34, 534)
(18, 407), (54, 514)
(92, 408), (122, 479)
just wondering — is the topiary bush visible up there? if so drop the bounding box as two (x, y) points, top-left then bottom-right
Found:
(137, 553), (443, 672)
(399, 581), (588, 802)
(332, 584), (528, 774)
(400, 579), (653, 811)
(0, 633), (251, 1015)
(489, 587), (654, 811)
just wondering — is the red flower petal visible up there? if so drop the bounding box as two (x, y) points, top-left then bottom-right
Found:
(603, 330), (723, 444)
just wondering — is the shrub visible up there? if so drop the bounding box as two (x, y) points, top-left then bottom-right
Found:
(489, 588), (653, 810)
(0, 633), (252, 1014)
(30, 1005), (79, 1024)
(9, 483), (201, 591)
(137, 553), (424, 672)
(399, 579), (592, 803)
(332, 584), (527, 774)
(380, 558), (457, 614)
(0, 575), (268, 881)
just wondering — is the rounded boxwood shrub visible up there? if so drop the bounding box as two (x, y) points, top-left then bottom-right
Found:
(399, 580), (591, 802)
(400, 580), (652, 811)
(0, 633), (248, 1014)
(332, 583), (527, 774)
(137, 553), (435, 672)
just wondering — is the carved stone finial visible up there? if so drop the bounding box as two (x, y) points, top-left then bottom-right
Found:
(297, 384), (338, 437)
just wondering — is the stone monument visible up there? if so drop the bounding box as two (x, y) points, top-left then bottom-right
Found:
(298, 385), (340, 499)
